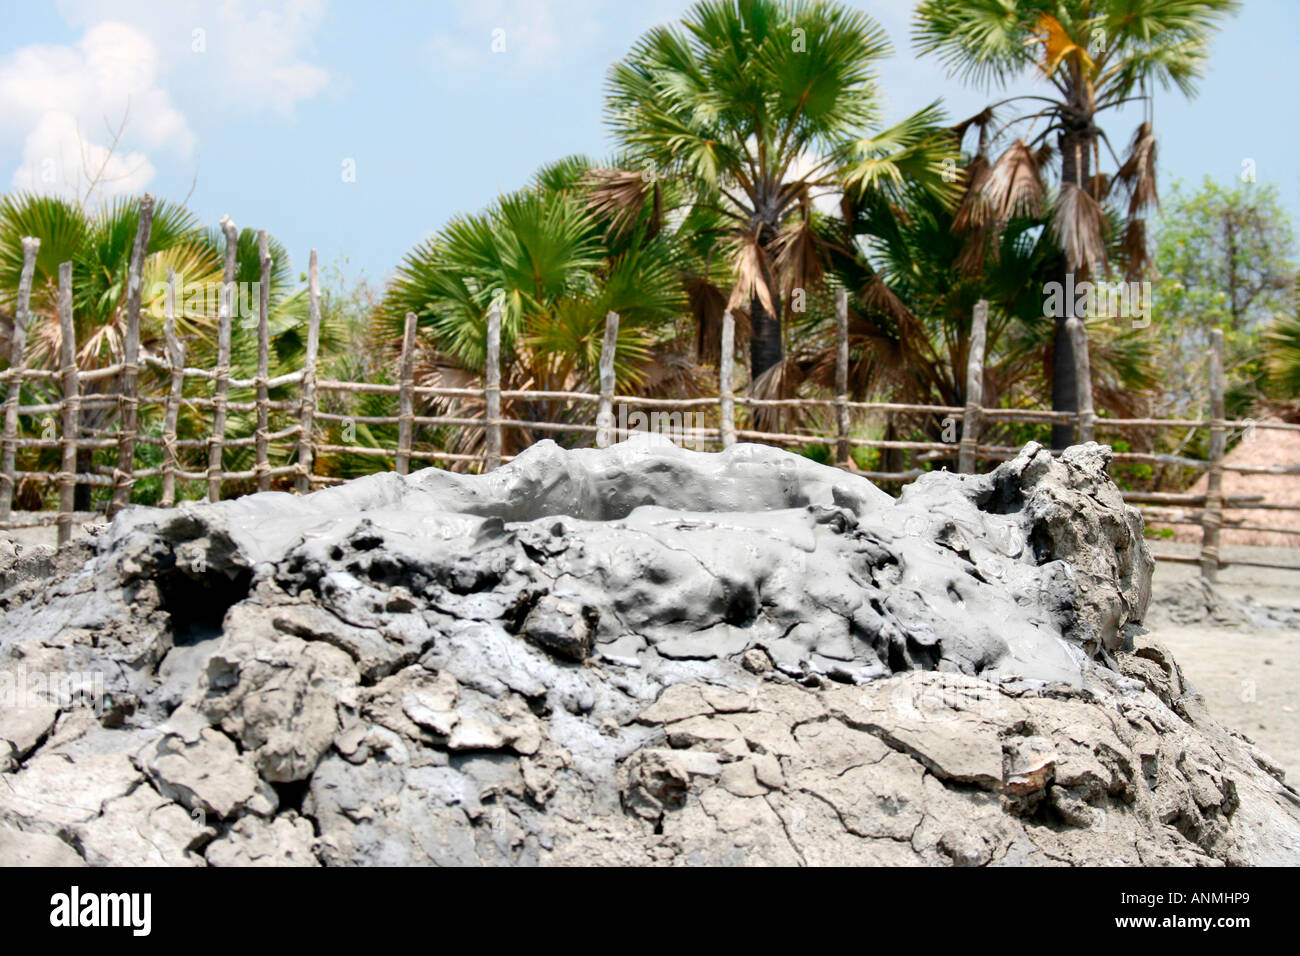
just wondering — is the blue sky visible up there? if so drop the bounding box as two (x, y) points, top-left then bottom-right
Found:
(1, 0), (1295, 287)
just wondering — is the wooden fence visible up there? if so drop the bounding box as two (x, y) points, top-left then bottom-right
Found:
(2, 216), (1298, 580)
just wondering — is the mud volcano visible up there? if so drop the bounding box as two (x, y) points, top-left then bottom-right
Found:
(2, 439), (1298, 865)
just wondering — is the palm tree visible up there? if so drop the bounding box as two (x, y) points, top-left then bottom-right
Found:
(914, 0), (1239, 446)
(0, 194), (213, 506)
(379, 158), (691, 466)
(822, 185), (1059, 413)
(1265, 309), (1300, 399)
(0, 193), (330, 505)
(732, 178), (1152, 474)
(604, 0), (958, 384)
(821, 183), (1154, 429)
(0, 194), (211, 361)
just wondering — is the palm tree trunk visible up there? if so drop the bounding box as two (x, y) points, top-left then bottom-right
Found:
(1052, 125), (1092, 450)
(749, 292), (783, 381)
(1051, 304), (1077, 450)
(881, 417), (903, 476)
(74, 445), (93, 511)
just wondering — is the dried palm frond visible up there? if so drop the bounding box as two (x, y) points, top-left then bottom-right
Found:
(951, 106), (995, 149)
(419, 356), (579, 470)
(860, 271), (912, 325)
(794, 282), (936, 405)
(951, 152), (993, 233)
(1052, 183), (1109, 275)
(31, 317), (64, 371)
(861, 272), (941, 377)
(985, 140), (1046, 222)
(747, 355), (807, 435)
(839, 192), (859, 226)
(1033, 141), (1055, 171)
(580, 167), (659, 237)
(639, 339), (714, 399)
(79, 318), (125, 367)
(955, 224), (998, 275)
(1115, 122), (1158, 216)
(687, 276), (729, 364)
(889, 199), (916, 230)
(726, 228), (779, 318)
(846, 322), (908, 398)
(1120, 217), (1154, 283)
(771, 217), (826, 300)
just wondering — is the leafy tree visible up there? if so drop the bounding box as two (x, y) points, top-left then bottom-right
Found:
(1152, 177), (1295, 418)
(1157, 180), (1297, 333)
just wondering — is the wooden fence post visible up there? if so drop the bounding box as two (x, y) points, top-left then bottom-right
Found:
(958, 299), (988, 474)
(109, 194), (153, 517)
(57, 262), (79, 546)
(596, 311), (619, 449)
(1068, 314), (1095, 444)
(1, 236), (39, 522)
(396, 311), (417, 476)
(296, 249), (321, 494)
(834, 288), (850, 466)
(208, 216), (238, 502)
(160, 270), (184, 507)
(720, 310), (736, 448)
(254, 230), (272, 492)
(1200, 328), (1226, 581)
(484, 303), (502, 470)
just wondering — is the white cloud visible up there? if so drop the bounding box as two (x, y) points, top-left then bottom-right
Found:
(0, 21), (187, 201)
(426, 0), (604, 73)
(11, 110), (155, 199)
(56, 0), (331, 115)
(202, 0), (330, 113)
(1, 2), (330, 202)
(0, 22), (191, 148)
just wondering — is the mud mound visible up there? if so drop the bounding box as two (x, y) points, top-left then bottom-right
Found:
(1, 439), (1297, 865)
(1149, 577), (1300, 630)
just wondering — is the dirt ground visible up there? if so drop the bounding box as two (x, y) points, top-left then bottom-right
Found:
(4, 523), (1298, 784)
(1145, 543), (1300, 784)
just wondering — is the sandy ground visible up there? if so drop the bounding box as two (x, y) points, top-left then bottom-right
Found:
(4, 522), (1298, 783)
(1146, 543), (1300, 784)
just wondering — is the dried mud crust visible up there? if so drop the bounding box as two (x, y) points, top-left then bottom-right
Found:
(1, 439), (1297, 865)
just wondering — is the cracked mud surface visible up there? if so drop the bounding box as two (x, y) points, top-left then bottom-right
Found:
(2, 438), (1298, 865)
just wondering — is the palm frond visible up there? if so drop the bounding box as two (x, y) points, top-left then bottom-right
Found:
(771, 215), (826, 299)
(747, 355), (807, 434)
(1115, 121), (1159, 216)
(726, 227), (778, 317)
(580, 167), (658, 237)
(1052, 182), (1109, 275)
(1265, 312), (1300, 397)
(985, 140), (1046, 223)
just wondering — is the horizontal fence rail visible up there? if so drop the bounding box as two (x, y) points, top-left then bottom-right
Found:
(1, 225), (1297, 577)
